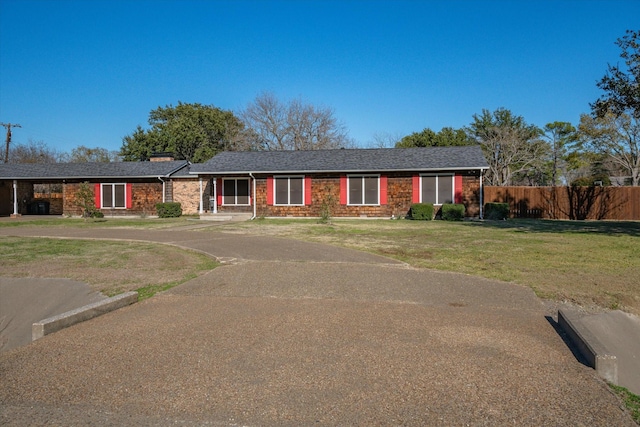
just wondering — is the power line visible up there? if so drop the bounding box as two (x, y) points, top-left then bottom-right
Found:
(1, 122), (22, 163)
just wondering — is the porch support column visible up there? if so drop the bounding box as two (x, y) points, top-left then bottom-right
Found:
(199, 177), (204, 214)
(12, 179), (19, 216)
(212, 178), (218, 213)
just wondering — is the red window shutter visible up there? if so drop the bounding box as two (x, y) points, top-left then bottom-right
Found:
(340, 175), (347, 205)
(454, 174), (463, 204)
(304, 176), (312, 205)
(412, 175), (421, 203)
(126, 183), (132, 209)
(380, 175), (388, 205)
(216, 179), (223, 206)
(266, 176), (274, 205)
(94, 184), (101, 208)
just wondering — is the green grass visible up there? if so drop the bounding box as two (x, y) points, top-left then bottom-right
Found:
(135, 275), (198, 301)
(0, 216), (202, 229)
(218, 218), (640, 314)
(610, 384), (640, 424)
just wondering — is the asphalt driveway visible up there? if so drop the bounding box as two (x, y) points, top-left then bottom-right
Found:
(0, 224), (635, 425)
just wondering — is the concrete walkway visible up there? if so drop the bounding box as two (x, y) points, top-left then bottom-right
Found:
(0, 224), (637, 426)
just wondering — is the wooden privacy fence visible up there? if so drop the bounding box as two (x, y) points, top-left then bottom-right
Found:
(484, 186), (640, 220)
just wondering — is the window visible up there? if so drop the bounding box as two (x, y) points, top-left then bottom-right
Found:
(222, 179), (250, 205)
(421, 175), (453, 204)
(101, 183), (126, 208)
(348, 175), (379, 205)
(274, 176), (304, 205)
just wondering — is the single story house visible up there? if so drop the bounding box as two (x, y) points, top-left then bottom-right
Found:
(0, 146), (489, 219)
(0, 160), (197, 216)
(191, 146), (489, 219)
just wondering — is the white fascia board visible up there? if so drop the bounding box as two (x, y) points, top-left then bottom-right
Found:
(190, 166), (488, 175)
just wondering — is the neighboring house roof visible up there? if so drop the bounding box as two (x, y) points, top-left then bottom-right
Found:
(190, 146), (489, 175)
(0, 161), (190, 180)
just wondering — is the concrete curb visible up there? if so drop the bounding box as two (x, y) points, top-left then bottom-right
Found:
(32, 292), (138, 341)
(558, 309), (618, 384)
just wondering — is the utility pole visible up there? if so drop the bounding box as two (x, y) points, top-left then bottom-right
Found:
(1, 122), (21, 163)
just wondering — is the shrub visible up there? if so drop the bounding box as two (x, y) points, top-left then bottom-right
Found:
(318, 186), (336, 224)
(156, 202), (182, 218)
(409, 203), (434, 220)
(484, 203), (510, 220)
(75, 181), (103, 219)
(442, 203), (465, 221)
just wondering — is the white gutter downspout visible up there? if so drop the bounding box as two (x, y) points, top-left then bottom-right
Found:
(157, 177), (166, 203)
(479, 171), (484, 219)
(12, 179), (18, 216)
(212, 177), (217, 214)
(249, 172), (257, 220)
(198, 177), (204, 214)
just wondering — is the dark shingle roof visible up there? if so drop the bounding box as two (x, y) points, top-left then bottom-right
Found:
(0, 160), (190, 180)
(190, 146), (488, 174)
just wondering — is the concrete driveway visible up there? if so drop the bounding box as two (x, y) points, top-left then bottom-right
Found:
(0, 224), (635, 426)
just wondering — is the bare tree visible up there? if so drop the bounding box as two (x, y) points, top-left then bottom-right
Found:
(467, 108), (544, 186)
(241, 92), (352, 150)
(578, 111), (640, 186)
(369, 131), (403, 148)
(60, 145), (121, 162)
(3, 139), (61, 163)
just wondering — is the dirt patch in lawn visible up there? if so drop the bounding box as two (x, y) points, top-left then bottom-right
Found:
(0, 237), (218, 297)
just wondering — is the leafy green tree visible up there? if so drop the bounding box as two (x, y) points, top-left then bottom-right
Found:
(585, 30), (640, 186)
(466, 108), (544, 186)
(542, 122), (578, 185)
(120, 102), (246, 162)
(592, 30), (639, 120)
(396, 127), (474, 148)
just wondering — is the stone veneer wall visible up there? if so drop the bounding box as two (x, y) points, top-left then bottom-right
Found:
(214, 172), (482, 218)
(172, 178), (211, 215)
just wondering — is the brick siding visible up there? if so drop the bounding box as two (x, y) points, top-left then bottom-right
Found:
(63, 181), (163, 216)
(214, 173), (482, 218)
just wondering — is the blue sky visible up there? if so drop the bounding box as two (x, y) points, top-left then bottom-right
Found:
(1, 0), (638, 155)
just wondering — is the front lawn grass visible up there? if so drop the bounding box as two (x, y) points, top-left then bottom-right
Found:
(220, 218), (640, 315)
(0, 237), (219, 299)
(610, 384), (640, 423)
(0, 216), (201, 229)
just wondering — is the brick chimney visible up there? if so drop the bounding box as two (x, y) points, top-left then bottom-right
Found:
(150, 152), (175, 162)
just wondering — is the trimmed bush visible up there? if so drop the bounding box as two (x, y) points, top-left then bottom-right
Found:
(571, 175), (611, 187)
(442, 203), (465, 221)
(409, 203), (434, 220)
(156, 202), (182, 218)
(484, 203), (509, 220)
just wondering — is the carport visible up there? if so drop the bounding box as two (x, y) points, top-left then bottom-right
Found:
(0, 161), (191, 217)
(0, 178), (62, 217)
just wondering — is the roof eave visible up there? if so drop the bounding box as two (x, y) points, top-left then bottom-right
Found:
(190, 166), (489, 175)
(2, 174), (180, 180)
